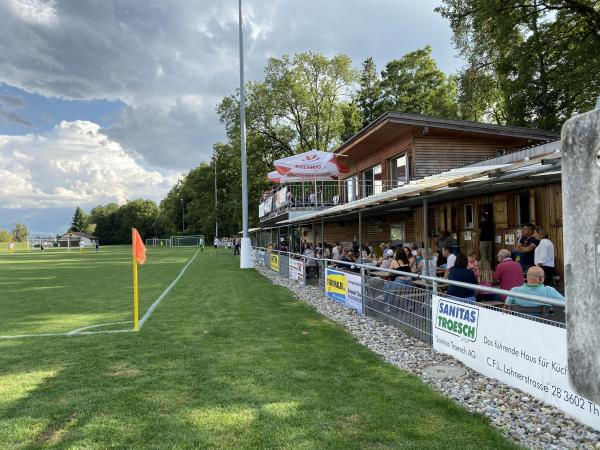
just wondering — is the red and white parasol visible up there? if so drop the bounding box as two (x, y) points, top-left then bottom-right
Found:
(267, 171), (338, 183)
(273, 150), (348, 178)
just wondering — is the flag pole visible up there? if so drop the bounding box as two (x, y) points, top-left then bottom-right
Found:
(133, 255), (139, 332)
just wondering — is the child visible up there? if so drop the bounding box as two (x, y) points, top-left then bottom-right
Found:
(467, 250), (479, 278)
(476, 258), (497, 301)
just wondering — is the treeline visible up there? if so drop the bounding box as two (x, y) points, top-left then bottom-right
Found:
(0, 224), (28, 242)
(82, 1), (600, 242)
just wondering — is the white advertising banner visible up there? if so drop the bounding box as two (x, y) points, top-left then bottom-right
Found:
(324, 268), (363, 314)
(432, 295), (600, 430)
(288, 258), (304, 281)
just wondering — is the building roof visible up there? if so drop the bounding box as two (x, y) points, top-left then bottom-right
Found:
(278, 141), (562, 225)
(59, 231), (98, 239)
(335, 112), (560, 156)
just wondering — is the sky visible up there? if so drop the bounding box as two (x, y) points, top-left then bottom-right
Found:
(0, 0), (463, 234)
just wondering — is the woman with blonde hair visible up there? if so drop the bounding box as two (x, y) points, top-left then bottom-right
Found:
(476, 258), (496, 301)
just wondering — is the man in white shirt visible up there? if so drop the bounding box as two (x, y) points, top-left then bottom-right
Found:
(213, 237), (220, 249)
(442, 247), (456, 278)
(331, 242), (342, 260)
(534, 226), (555, 286)
(79, 240), (85, 255)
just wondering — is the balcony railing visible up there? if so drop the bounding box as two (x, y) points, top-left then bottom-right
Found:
(259, 179), (408, 220)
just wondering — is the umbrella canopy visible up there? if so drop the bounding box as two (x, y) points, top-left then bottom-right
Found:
(273, 150), (348, 177)
(267, 170), (338, 183)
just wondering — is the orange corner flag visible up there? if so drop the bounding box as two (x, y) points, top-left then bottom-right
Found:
(132, 228), (147, 265)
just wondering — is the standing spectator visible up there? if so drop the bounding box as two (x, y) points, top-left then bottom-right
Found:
(505, 266), (564, 313)
(213, 237), (219, 249)
(95, 241), (100, 253)
(332, 242), (342, 260)
(478, 211), (494, 263)
(515, 223), (539, 271)
(442, 247), (456, 278)
(303, 244), (317, 278)
(493, 249), (524, 300)
(234, 237), (240, 255)
(534, 226), (555, 286)
(447, 254), (478, 302)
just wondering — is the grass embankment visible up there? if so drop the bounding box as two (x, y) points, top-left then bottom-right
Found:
(0, 247), (517, 449)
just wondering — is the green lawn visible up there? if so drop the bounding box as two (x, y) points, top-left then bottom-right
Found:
(0, 247), (518, 449)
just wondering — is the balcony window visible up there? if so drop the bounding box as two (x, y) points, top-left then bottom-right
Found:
(390, 154), (408, 187)
(363, 164), (382, 197)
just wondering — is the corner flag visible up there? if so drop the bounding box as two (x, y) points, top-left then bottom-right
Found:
(132, 228), (147, 332)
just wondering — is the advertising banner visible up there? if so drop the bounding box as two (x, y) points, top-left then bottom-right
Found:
(432, 295), (600, 430)
(264, 196), (273, 215)
(275, 186), (288, 209)
(324, 268), (363, 314)
(270, 253), (279, 272)
(259, 203), (265, 218)
(289, 258), (304, 281)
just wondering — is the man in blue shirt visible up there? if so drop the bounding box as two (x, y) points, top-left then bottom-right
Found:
(515, 223), (540, 271)
(505, 266), (565, 309)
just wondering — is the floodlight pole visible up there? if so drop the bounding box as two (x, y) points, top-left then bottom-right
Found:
(239, 0), (253, 268)
(214, 152), (219, 239)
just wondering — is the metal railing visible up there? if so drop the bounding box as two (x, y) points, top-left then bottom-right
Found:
(259, 179), (409, 220)
(254, 247), (566, 345)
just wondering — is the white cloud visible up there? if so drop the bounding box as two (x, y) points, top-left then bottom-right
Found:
(0, 0), (461, 172)
(0, 121), (179, 208)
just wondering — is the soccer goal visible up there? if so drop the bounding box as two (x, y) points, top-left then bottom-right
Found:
(146, 238), (171, 247)
(170, 235), (205, 247)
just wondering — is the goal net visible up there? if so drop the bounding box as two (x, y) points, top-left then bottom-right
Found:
(170, 235), (205, 247)
(146, 238), (171, 247)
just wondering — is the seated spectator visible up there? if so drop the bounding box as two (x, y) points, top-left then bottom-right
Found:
(493, 249), (524, 300)
(416, 248), (437, 276)
(467, 250), (479, 278)
(476, 258), (497, 301)
(380, 249), (395, 269)
(390, 265), (413, 286)
(447, 254), (478, 302)
(442, 247), (456, 278)
(389, 249), (410, 281)
(505, 266), (565, 314)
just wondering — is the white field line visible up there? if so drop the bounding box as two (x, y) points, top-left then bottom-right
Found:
(67, 320), (133, 335)
(138, 248), (200, 329)
(0, 249), (200, 340)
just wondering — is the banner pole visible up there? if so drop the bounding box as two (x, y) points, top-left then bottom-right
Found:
(133, 255), (139, 332)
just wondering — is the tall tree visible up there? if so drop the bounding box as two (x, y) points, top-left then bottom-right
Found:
(437, 0), (600, 130)
(379, 46), (460, 119)
(0, 229), (11, 242)
(356, 57), (383, 125)
(11, 223), (27, 242)
(70, 206), (87, 232)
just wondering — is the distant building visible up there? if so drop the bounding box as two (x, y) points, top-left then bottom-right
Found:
(58, 231), (99, 247)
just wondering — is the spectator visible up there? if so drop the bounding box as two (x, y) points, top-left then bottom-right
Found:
(442, 247), (456, 278)
(403, 246), (417, 273)
(478, 211), (494, 263)
(534, 226), (555, 287)
(380, 249), (395, 269)
(505, 266), (564, 314)
(467, 250), (479, 278)
(332, 242), (342, 260)
(416, 248), (437, 276)
(447, 254), (478, 302)
(515, 223), (539, 271)
(435, 230), (451, 254)
(303, 244), (318, 278)
(476, 259), (496, 301)
(493, 249), (524, 300)
(389, 248), (410, 281)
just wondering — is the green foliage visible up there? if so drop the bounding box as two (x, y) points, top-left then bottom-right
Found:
(437, 0), (600, 129)
(0, 229), (11, 242)
(91, 200), (164, 244)
(11, 223), (28, 242)
(379, 46), (460, 119)
(356, 57), (383, 126)
(70, 206), (87, 232)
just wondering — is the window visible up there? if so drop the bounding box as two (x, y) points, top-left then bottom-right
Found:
(363, 164), (382, 197)
(346, 176), (358, 202)
(390, 154), (408, 187)
(464, 204), (474, 229)
(428, 208), (441, 237)
(516, 193), (531, 225)
(390, 224), (406, 244)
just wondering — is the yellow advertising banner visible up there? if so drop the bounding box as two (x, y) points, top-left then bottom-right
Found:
(270, 253), (279, 272)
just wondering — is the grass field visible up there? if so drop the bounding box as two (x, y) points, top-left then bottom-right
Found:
(0, 247), (518, 449)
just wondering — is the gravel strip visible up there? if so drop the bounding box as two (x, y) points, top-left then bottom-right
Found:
(256, 266), (600, 450)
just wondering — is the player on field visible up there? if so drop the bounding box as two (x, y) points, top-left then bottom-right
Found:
(79, 240), (85, 255)
(8, 242), (14, 254)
